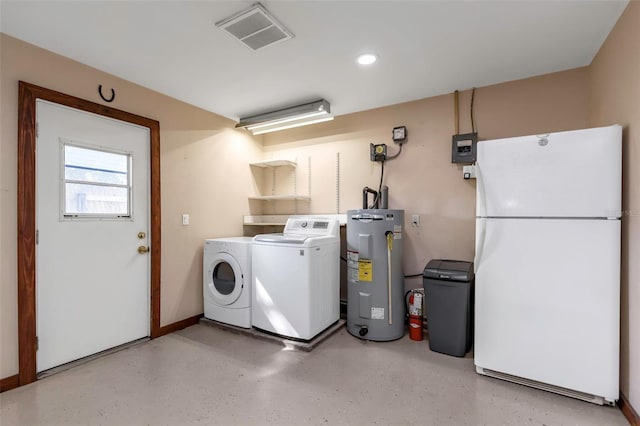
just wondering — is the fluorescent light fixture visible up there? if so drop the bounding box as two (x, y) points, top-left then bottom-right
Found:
(357, 53), (378, 65)
(236, 99), (334, 135)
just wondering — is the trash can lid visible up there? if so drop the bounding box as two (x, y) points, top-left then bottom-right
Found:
(423, 259), (474, 282)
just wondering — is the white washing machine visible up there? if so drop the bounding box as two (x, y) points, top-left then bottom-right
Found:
(252, 218), (340, 340)
(203, 237), (253, 328)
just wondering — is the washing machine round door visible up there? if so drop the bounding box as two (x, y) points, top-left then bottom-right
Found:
(206, 253), (244, 306)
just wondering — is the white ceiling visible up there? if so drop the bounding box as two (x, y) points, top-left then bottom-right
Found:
(0, 1), (628, 121)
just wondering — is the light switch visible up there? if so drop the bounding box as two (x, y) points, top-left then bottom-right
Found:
(182, 214), (190, 226)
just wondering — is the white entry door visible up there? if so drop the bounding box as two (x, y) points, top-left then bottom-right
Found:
(36, 100), (150, 373)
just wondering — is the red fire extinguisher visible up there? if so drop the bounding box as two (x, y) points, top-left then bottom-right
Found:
(407, 289), (424, 341)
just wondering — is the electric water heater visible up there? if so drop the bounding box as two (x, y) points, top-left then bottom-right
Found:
(346, 209), (405, 341)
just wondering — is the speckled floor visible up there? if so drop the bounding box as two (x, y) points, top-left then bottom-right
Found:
(0, 324), (627, 425)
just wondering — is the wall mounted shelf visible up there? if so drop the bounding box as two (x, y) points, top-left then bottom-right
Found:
(242, 215), (290, 226)
(249, 159), (296, 168)
(247, 158), (311, 229)
(248, 195), (310, 201)
(248, 158), (309, 203)
(243, 214), (347, 226)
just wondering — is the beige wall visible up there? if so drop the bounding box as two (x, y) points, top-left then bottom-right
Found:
(0, 34), (263, 378)
(262, 68), (590, 283)
(590, 1), (640, 409)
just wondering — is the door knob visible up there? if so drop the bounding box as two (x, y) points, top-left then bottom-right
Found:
(137, 245), (150, 254)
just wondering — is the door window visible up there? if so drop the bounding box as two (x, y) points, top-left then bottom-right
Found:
(212, 262), (236, 295)
(61, 141), (132, 219)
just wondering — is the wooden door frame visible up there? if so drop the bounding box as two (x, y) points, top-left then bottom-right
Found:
(17, 81), (162, 385)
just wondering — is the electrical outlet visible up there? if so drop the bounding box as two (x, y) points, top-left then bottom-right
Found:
(411, 214), (420, 227)
(463, 165), (477, 180)
(182, 214), (190, 226)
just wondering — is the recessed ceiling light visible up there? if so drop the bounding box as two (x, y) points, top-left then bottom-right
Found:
(357, 53), (378, 65)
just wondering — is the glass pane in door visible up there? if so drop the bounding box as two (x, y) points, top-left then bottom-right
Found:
(213, 262), (235, 295)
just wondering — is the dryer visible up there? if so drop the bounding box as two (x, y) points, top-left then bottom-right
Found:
(203, 237), (252, 328)
(252, 218), (340, 340)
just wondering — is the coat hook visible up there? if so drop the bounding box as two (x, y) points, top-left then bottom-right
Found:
(98, 84), (115, 103)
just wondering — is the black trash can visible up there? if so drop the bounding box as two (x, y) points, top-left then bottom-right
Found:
(423, 259), (474, 357)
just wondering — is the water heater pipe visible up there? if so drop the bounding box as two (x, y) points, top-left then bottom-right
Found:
(386, 231), (393, 325)
(362, 186), (378, 209)
(380, 185), (388, 209)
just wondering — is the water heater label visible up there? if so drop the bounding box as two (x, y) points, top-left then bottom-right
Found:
(358, 259), (373, 281)
(347, 250), (360, 270)
(371, 307), (385, 319)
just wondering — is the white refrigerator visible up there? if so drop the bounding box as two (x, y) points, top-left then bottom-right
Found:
(474, 125), (621, 405)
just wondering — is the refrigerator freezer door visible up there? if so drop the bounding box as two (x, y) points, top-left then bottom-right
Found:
(476, 125), (621, 218)
(474, 218), (620, 401)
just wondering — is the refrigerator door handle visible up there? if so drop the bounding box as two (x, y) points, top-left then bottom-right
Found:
(476, 162), (487, 218)
(474, 217), (487, 273)
(474, 161), (488, 273)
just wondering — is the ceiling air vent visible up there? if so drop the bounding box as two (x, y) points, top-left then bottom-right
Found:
(215, 2), (294, 51)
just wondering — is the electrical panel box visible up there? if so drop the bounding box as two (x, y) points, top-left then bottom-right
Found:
(451, 133), (477, 163)
(370, 143), (387, 162)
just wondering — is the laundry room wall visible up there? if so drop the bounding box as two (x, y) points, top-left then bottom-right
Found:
(589, 0), (640, 412)
(0, 34), (263, 380)
(261, 67), (590, 283)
